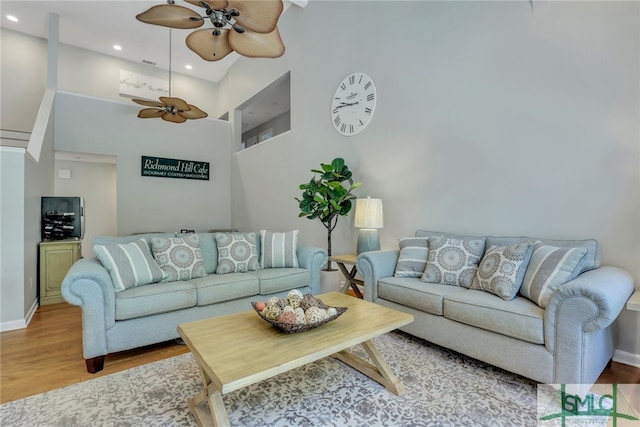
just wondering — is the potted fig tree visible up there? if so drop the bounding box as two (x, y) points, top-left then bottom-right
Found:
(296, 158), (361, 271)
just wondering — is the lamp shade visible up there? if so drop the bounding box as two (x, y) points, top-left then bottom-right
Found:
(354, 198), (384, 229)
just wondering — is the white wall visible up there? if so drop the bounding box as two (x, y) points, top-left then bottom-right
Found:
(0, 148), (27, 326)
(0, 29), (47, 132)
(54, 92), (232, 235)
(223, 1), (640, 355)
(54, 159), (117, 259)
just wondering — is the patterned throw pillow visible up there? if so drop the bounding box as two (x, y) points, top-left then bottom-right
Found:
(94, 239), (166, 292)
(471, 243), (533, 300)
(260, 230), (299, 268)
(215, 232), (261, 274)
(150, 234), (207, 282)
(421, 236), (486, 288)
(394, 237), (429, 278)
(520, 241), (587, 308)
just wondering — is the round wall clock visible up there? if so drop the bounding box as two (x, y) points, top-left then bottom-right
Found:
(331, 72), (377, 136)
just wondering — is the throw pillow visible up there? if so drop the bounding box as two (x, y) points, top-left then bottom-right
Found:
(215, 232), (260, 274)
(150, 234), (207, 282)
(260, 230), (299, 268)
(421, 236), (486, 288)
(470, 243), (533, 300)
(394, 237), (429, 278)
(520, 241), (588, 308)
(93, 239), (166, 292)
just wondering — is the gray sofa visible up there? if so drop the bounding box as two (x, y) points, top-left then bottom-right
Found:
(61, 232), (327, 373)
(356, 230), (635, 386)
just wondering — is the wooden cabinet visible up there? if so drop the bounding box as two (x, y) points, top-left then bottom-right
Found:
(39, 239), (82, 305)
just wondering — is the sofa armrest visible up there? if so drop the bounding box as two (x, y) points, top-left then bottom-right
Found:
(356, 250), (400, 302)
(544, 266), (635, 353)
(61, 258), (117, 359)
(296, 245), (328, 295)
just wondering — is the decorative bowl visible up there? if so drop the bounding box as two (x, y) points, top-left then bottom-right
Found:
(251, 296), (347, 333)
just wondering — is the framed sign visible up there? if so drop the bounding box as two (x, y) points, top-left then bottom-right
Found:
(141, 156), (210, 181)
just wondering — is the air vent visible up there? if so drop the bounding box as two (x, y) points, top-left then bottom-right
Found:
(142, 59), (156, 66)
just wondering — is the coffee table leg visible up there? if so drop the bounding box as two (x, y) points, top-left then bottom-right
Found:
(332, 339), (405, 396)
(189, 367), (231, 427)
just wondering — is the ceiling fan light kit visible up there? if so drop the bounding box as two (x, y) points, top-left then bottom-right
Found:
(136, 0), (286, 61)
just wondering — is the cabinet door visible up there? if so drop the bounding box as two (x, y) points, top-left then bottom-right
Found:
(40, 242), (80, 304)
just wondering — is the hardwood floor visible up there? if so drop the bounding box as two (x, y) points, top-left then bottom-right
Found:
(1, 302), (638, 404)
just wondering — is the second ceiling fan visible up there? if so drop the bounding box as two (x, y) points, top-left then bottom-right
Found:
(136, 0), (285, 61)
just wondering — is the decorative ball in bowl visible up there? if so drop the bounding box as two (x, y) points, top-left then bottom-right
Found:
(252, 290), (347, 333)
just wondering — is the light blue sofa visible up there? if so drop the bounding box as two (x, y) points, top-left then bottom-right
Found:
(61, 232), (327, 373)
(356, 230), (635, 386)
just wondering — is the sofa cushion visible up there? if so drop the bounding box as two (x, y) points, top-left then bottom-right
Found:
(260, 230), (299, 268)
(443, 290), (545, 344)
(197, 233), (219, 274)
(247, 268), (311, 295)
(151, 235), (207, 282)
(378, 277), (467, 316)
(486, 236), (599, 275)
(115, 281), (196, 320)
(187, 274), (259, 306)
(93, 239), (166, 292)
(421, 235), (486, 288)
(520, 242), (588, 308)
(394, 237), (429, 278)
(470, 243), (533, 300)
(215, 232), (261, 274)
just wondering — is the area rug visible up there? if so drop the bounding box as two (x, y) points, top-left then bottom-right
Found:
(0, 331), (538, 426)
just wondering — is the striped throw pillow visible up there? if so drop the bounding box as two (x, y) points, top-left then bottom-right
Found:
(520, 241), (588, 308)
(260, 230), (299, 268)
(94, 239), (166, 292)
(394, 237), (429, 278)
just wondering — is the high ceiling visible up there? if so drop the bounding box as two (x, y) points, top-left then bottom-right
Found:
(0, 0), (301, 83)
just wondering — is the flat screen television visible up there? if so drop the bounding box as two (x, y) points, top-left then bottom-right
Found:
(41, 196), (85, 241)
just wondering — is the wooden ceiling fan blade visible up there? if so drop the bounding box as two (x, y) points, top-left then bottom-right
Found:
(180, 105), (208, 119)
(186, 29), (233, 61)
(136, 4), (204, 29)
(162, 112), (188, 123)
(229, 27), (285, 58)
(229, 0), (283, 34)
(160, 97), (191, 111)
(185, 0), (229, 9)
(138, 108), (165, 119)
(132, 98), (165, 108)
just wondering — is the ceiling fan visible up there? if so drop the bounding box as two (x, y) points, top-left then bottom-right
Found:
(136, 0), (285, 62)
(133, 97), (208, 123)
(132, 29), (208, 123)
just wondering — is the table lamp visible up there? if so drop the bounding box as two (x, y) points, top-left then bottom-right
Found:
(354, 197), (384, 254)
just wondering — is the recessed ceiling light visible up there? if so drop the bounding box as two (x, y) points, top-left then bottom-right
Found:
(185, 64), (193, 70)
(113, 44), (122, 51)
(6, 15), (18, 22)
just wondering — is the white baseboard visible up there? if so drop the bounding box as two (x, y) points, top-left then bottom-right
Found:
(0, 299), (38, 332)
(613, 349), (640, 368)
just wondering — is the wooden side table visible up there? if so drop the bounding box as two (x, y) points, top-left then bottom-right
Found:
(627, 289), (640, 311)
(329, 254), (363, 299)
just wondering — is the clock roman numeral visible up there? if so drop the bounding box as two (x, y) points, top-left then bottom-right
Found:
(341, 123), (346, 133)
(332, 107), (339, 114)
(359, 119), (364, 126)
(364, 81), (372, 90)
(367, 93), (375, 102)
(365, 107), (372, 114)
(340, 83), (346, 90)
(349, 124), (354, 133)
(334, 116), (341, 126)
(359, 75), (363, 84)
(349, 75), (355, 85)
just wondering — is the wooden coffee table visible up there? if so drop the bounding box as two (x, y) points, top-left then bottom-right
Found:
(177, 291), (413, 427)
